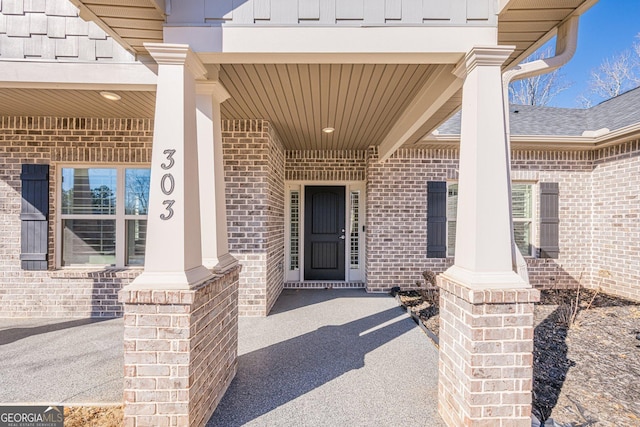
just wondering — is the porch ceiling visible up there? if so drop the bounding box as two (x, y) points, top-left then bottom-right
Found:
(0, 88), (156, 118)
(59, 0), (598, 151)
(219, 63), (439, 150)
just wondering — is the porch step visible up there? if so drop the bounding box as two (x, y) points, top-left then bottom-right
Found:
(284, 281), (366, 289)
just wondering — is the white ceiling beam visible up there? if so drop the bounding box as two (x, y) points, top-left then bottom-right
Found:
(377, 65), (463, 162)
(165, 26), (498, 63)
(0, 61), (157, 90)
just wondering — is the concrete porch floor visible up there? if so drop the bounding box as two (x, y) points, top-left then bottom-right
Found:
(208, 289), (444, 427)
(0, 289), (443, 426)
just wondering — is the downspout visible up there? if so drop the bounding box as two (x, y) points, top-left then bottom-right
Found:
(502, 16), (580, 283)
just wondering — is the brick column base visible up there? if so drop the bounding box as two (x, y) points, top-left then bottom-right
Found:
(119, 266), (240, 427)
(437, 275), (540, 427)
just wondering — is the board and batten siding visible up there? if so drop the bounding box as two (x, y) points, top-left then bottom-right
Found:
(180, 0), (496, 26)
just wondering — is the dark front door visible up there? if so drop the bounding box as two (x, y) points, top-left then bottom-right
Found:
(304, 186), (345, 280)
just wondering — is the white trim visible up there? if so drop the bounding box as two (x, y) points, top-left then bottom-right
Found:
(164, 25), (497, 61)
(284, 183), (301, 282)
(57, 164), (150, 269)
(285, 181), (366, 283)
(0, 61), (157, 90)
(421, 122), (640, 151)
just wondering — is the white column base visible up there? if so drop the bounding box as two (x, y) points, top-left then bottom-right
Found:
(127, 265), (213, 290)
(442, 265), (529, 290)
(203, 252), (238, 274)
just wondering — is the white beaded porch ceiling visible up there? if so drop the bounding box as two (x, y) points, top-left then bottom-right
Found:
(219, 63), (438, 151)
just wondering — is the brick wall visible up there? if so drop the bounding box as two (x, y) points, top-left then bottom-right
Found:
(285, 150), (367, 182)
(0, 117), (152, 317)
(366, 147), (456, 292)
(591, 140), (640, 301)
(265, 126), (285, 314)
(438, 275), (539, 426)
(222, 120), (285, 316)
(511, 150), (594, 291)
(365, 145), (630, 298)
(121, 266), (239, 426)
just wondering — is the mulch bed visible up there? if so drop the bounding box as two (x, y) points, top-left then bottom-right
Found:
(397, 288), (640, 426)
(64, 406), (122, 427)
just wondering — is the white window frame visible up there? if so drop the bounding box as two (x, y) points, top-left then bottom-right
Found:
(446, 181), (537, 258)
(56, 164), (150, 268)
(284, 181), (366, 282)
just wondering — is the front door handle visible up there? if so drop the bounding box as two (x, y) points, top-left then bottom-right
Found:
(339, 235), (346, 240)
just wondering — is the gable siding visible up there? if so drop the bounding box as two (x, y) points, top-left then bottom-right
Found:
(188, 0), (495, 25)
(0, 0), (134, 61)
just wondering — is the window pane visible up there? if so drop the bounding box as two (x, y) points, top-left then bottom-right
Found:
(289, 191), (299, 270)
(447, 184), (458, 219)
(447, 221), (456, 257)
(447, 184), (458, 256)
(350, 191), (360, 269)
(62, 219), (116, 265)
(125, 169), (151, 215)
(514, 221), (532, 256)
(512, 184), (532, 219)
(61, 168), (116, 215)
(126, 219), (147, 266)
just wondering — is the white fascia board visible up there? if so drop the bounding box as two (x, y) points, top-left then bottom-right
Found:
(0, 60), (157, 90)
(164, 25), (498, 64)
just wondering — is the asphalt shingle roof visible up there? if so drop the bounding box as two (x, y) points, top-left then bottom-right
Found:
(437, 86), (640, 136)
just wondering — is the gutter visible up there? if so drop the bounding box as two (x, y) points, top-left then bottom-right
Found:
(502, 16), (580, 281)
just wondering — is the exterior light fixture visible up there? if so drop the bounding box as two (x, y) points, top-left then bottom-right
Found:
(100, 91), (121, 101)
(322, 127), (335, 134)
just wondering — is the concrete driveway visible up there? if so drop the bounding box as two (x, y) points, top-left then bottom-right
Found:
(0, 317), (123, 405)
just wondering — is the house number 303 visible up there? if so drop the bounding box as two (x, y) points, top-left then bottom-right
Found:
(160, 149), (176, 220)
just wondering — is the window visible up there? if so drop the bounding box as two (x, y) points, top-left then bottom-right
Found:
(60, 167), (150, 267)
(289, 190), (300, 271)
(350, 190), (360, 268)
(447, 182), (534, 257)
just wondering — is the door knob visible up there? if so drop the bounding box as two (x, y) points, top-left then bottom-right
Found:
(339, 235), (346, 240)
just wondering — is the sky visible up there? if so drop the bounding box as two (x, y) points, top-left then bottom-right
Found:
(547, 0), (640, 108)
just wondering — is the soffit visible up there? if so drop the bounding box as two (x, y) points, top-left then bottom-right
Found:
(219, 63), (438, 150)
(0, 89), (155, 118)
(498, 0), (597, 68)
(70, 0), (165, 54)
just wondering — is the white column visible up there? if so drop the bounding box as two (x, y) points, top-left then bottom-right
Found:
(129, 43), (212, 289)
(196, 79), (238, 273)
(443, 46), (527, 289)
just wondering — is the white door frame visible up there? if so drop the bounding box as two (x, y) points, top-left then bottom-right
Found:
(285, 181), (366, 282)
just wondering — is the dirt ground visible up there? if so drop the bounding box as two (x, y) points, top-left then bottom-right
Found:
(64, 406), (122, 427)
(398, 288), (640, 427)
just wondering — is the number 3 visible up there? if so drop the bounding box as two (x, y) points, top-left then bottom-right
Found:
(160, 200), (175, 220)
(161, 149), (176, 170)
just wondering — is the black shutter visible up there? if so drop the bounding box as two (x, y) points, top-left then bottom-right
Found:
(427, 181), (447, 258)
(539, 182), (559, 259)
(20, 164), (50, 270)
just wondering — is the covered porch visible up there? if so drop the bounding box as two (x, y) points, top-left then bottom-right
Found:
(0, 0), (601, 425)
